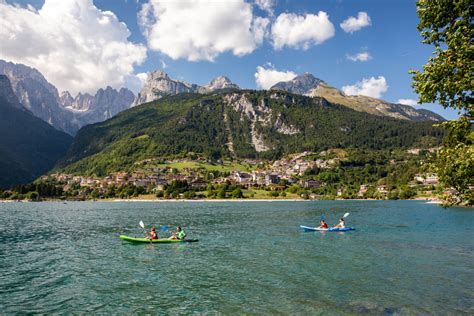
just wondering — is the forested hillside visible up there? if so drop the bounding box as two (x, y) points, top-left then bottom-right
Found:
(58, 90), (443, 176)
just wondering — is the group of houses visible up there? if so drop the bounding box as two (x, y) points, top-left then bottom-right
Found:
(40, 151), (439, 197)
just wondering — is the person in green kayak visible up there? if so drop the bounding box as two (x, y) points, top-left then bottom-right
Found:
(146, 227), (158, 240)
(168, 226), (186, 240)
(332, 218), (345, 229)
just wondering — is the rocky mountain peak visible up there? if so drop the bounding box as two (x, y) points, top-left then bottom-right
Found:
(271, 73), (324, 95)
(149, 70), (170, 80)
(205, 76), (239, 91)
(133, 70), (199, 106)
(59, 91), (74, 108)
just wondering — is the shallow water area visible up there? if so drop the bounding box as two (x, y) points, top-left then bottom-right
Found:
(0, 200), (472, 314)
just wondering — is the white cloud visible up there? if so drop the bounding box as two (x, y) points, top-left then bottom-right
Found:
(255, 0), (274, 16)
(271, 11), (335, 50)
(254, 64), (297, 89)
(346, 51), (372, 62)
(139, 0), (269, 62)
(342, 76), (388, 98)
(340, 12), (371, 33)
(398, 98), (418, 106)
(136, 73), (148, 85)
(0, 0), (147, 95)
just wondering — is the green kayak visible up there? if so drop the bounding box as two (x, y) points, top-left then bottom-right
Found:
(119, 235), (199, 243)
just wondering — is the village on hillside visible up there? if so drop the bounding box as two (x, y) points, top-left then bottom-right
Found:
(16, 149), (441, 201)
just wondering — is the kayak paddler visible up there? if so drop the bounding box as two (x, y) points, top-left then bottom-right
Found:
(318, 220), (328, 229)
(146, 227), (159, 240)
(169, 226), (186, 240)
(332, 218), (345, 229)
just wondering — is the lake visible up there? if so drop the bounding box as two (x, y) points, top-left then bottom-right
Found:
(0, 200), (472, 314)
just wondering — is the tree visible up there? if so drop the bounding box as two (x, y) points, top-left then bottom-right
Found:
(217, 189), (226, 199)
(410, 0), (473, 205)
(27, 191), (39, 201)
(231, 188), (243, 198)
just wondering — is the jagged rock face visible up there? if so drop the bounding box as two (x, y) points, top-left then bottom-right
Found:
(63, 92), (95, 112)
(1, 59), (136, 135)
(0, 60), (79, 134)
(224, 93), (300, 152)
(59, 91), (74, 109)
(86, 87), (135, 121)
(60, 86), (135, 125)
(271, 73), (324, 95)
(133, 70), (200, 106)
(0, 75), (23, 110)
(133, 71), (240, 106)
(201, 76), (240, 92)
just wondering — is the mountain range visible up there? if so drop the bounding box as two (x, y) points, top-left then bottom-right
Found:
(132, 71), (240, 106)
(0, 75), (72, 187)
(0, 60), (443, 137)
(0, 60), (135, 135)
(0, 59), (446, 186)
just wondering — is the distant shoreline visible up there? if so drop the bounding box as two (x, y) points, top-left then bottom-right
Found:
(0, 197), (442, 203)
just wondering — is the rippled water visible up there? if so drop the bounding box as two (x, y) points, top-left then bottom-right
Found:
(0, 200), (472, 314)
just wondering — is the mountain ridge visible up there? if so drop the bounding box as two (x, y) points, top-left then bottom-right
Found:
(270, 73), (444, 122)
(0, 75), (72, 187)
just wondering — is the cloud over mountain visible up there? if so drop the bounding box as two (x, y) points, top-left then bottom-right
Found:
(340, 12), (371, 33)
(342, 76), (388, 98)
(0, 0), (146, 95)
(271, 11), (335, 50)
(255, 64), (297, 89)
(139, 0), (269, 62)
(398, 99), (418, 106)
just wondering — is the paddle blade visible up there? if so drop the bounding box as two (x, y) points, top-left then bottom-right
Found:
(321, 214), (325, 220)
(162, 225), (168, 232)
(343, 212), (350, 218)
(139, 221), (145, 229)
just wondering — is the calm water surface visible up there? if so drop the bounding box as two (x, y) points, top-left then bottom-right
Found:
(0, 200), (472, 314)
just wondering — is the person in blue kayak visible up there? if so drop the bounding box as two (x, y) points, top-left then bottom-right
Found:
(318, 220), (329, 229)
(332, 218), (345, 229)
(168, 226), (186, 240)
(146, 227), (158, 240)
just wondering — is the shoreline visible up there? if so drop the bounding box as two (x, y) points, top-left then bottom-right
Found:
(0, 198), (443, 203)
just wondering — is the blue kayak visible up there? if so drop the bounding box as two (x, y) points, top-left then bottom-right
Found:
(300, 225), (355, 232)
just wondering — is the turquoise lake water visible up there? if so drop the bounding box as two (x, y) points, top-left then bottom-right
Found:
(0, 200), (472, 314)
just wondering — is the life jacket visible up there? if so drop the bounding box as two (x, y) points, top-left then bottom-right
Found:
(178, 230), (186, 240)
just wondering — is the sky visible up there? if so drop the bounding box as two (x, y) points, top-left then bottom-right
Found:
(0, 0), (459, 119)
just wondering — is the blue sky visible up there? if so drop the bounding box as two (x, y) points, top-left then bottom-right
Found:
(1, 0), (458, 119)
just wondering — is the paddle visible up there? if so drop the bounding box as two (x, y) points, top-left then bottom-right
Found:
(139, 220), (148, 237)
(338, 212), (350, 228)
